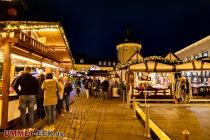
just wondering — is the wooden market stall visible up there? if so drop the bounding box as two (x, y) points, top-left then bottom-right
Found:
(123, 52), (182, 102)
(175, 57), (210, 98)
(0, 21), (74, 129)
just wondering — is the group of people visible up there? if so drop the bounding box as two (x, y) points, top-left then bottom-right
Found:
(11, 66), (73, 131)
(172, 77), (192, 103)
(10, 67), (113, 131)
(83, 77), (110, 99)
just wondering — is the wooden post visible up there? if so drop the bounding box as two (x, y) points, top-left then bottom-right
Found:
(1, 42), (11, 129)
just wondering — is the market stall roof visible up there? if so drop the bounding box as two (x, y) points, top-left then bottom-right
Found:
(127, 51), (143, 61)
(87, 70), (109, 76)
(129, 56), (175, 72)
(175, 57), (210, 71)
(0, 21), (73, 62)
(164, 52), (181, 61)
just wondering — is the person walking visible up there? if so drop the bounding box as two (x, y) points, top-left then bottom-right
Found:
(84, 78), (90, 99)
(42, 73), (60, 130)
(36, 69), (46, 120)
(63, 76), (72, 112)
(101, 78), (110, 100)
(75, 77), (81, 96)
(14, 66), (39, 130)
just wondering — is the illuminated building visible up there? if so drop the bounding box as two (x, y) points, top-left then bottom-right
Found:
(175, 35), (210, 61)
(0, 21), (74, 129)
(74, 53), (117, 74)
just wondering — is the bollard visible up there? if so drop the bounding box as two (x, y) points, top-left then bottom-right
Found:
(133, 97), (136, 112)
(144, 105), (151, 139)
(182, 130), (189, 140)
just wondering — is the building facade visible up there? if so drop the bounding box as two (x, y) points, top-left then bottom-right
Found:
(175, 35), (210, 60)
(74, 54), (117, 73)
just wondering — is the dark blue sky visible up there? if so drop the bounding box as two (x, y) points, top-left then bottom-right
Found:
(26, 0), (210, 59)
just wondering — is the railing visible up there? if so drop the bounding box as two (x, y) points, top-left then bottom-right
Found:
(6, 30), (62, 62)
(14, 30), (48, 53)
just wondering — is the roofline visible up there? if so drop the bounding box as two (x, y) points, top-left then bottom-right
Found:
(175, 35), (210, 55)
(0, 21), (59, 25)
(0, 20), (74, 62)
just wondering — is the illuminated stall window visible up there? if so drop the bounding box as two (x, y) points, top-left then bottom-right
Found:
(10, 54), (42, 94)
(202, 52), (208, 57)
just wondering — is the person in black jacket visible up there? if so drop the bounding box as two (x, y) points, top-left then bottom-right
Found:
(63, 76), (72, 112)
(101, 78), (110, 100)
(36, 69), (46, 120)
(14, 66), (39, 130)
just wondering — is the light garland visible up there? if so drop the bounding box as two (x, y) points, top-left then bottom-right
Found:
(116, 56), (183, 69)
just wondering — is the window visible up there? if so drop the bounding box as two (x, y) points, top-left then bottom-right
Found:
(113, 62), (116, 66)
(99, 61), (102, 66)
(80, 59), (84, 64)
(194, 55), (199, 59)
(103, 61), (106, 66)
(108, 61), (111, 66)
(202, 52), (208, 57)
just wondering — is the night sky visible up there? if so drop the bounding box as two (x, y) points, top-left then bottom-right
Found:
(24, 0), (210, 59)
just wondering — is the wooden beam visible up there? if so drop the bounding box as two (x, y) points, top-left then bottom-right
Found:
(1, 42), (11, 129)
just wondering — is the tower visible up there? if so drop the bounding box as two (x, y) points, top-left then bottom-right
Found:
(116, 26), (142, 63)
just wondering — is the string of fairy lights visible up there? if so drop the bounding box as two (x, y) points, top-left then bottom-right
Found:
(116, 55), (210, 70)
(0, 21), (74, 62)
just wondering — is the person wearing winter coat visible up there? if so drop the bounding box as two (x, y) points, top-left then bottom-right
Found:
(36, 69), (46, 120)
(42, 73), (60, 130)
(14, 66), (39, 130)
(101, 78), (110, 100)
(63, 76), (72, 112)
